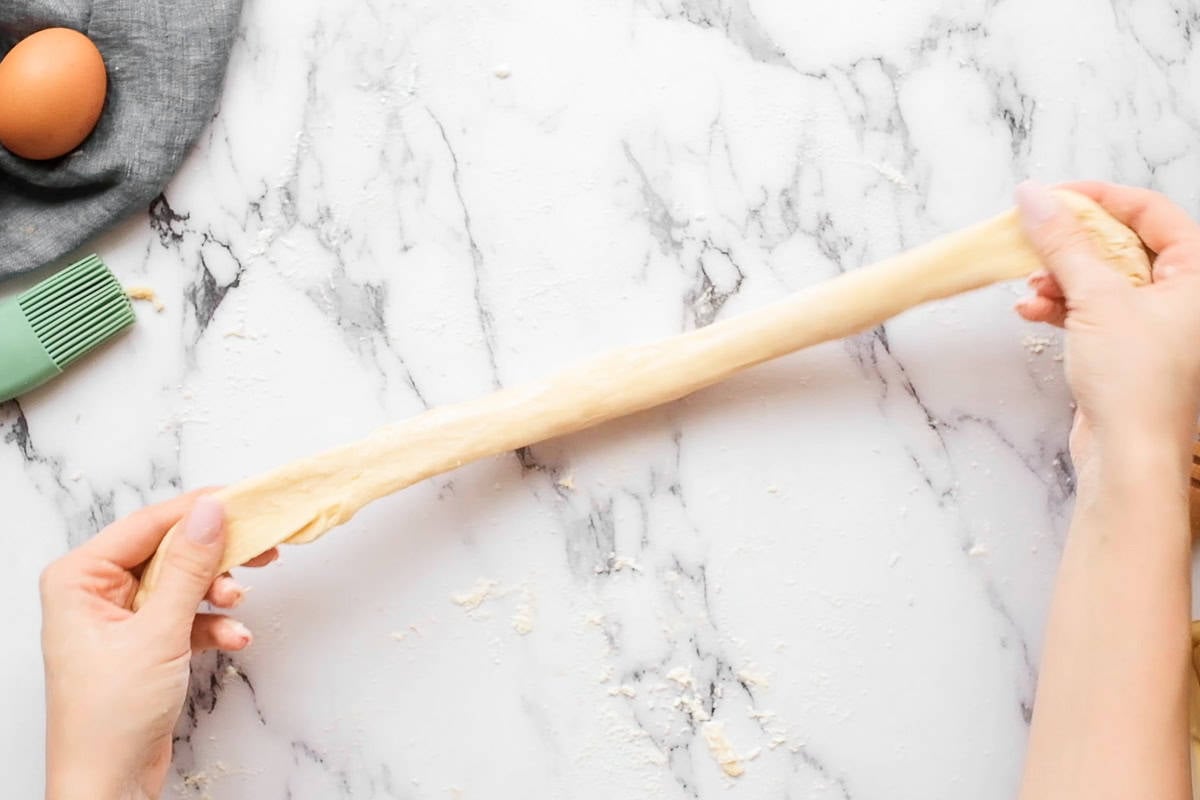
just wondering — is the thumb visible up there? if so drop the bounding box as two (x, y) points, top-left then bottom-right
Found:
(1015, 180), (1124, 300)
(142, 495), (225, 630)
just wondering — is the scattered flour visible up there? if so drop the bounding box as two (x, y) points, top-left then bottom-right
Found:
(450, 579), (540, 635)
(599, 552), (642, 574)
(451, 579), (499, 610)
(511, 585), (536, 635)
(1022, 334), (1052, 355)
(737, 668), (770, 688)
(674, 694), (711, 722)
(853, 159), (912, 189)
(666, 666), (695, 689)
(177, 761), (254, 799)
(223, 326), (263, 340)
(126, 285), (165, 312)
(701, 722), (745, 777)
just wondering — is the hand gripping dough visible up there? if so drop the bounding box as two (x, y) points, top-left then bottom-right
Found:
(131, 191), (1151, 610)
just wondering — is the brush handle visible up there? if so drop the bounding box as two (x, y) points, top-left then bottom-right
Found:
(132, 190), (1151, 609)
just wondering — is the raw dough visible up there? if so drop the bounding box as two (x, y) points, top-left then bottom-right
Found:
(131, 191), (1151, 609)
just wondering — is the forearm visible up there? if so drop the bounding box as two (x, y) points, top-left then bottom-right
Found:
(1020, 441), (1193, 800)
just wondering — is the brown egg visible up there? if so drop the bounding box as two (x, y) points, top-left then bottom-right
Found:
(0, 28), (108, 161)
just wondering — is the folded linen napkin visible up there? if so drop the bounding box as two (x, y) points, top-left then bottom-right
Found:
(0, 0), (243, 279)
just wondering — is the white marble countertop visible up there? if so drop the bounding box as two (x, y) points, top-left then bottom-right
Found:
(5, 1), (1200, 797)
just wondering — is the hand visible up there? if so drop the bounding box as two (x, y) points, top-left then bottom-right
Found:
(1015, 180), (1200, 467)
(40, 491), (279, 800)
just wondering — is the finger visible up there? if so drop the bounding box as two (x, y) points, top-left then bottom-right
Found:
(1151, 259), (1200, 283)
(81, 488), (221, 569)
(205, 574), (246, 609)
(202, 549), (279, 608)
(140, 496), (226, 630)
(190, 614), (253, 652)
(242, 548), (279, 569)
(1027, 269), (1065, 300)
(1015, 180), (1127, 299)
(1059, 180), (1200, 257)
(1015, 295), (1067, 328)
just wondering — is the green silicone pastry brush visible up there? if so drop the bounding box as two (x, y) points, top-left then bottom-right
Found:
(0, 254), (135, 403)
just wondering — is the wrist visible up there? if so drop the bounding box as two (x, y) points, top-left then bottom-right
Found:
(46, 743), (138, 800)
(1088, 409), (1197, 463)
(1079, 426), (1192, 479)
(46, 770), (129, 800)
(1074, 435), (1191, 511)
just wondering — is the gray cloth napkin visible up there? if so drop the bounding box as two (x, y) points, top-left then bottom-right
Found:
(0, 0), (242, 279)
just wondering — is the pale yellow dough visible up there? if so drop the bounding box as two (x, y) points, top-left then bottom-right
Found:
(131, 191), (1150, 610)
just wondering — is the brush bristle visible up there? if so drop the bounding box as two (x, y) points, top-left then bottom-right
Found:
(17, 255), (135, 369)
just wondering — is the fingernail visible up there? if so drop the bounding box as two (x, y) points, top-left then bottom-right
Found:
(226, 582), (246, 607)
(184, 496), (224, 545)
(229, 620), (253, 646)
(1156, 262), (1177, 281)
(1015, 180), (1059, 227)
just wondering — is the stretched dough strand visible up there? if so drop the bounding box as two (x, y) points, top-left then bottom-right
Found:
(132, 191), (1151, 609)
